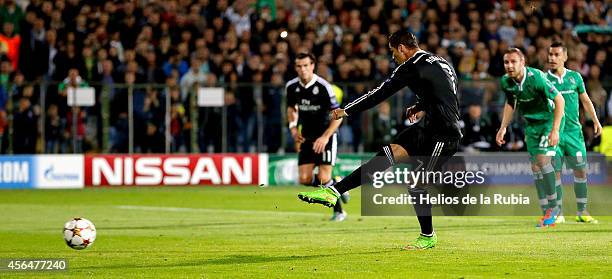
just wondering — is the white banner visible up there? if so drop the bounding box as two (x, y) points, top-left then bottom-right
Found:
(197, 87), (224, 107)
(67, 87), (96, 107)
(35, 155), (84, 189)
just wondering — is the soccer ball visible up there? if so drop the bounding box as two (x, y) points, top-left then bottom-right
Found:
(63, 218), (96, 250)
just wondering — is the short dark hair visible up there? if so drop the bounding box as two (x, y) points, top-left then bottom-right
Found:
(295, 52), (316, 64)
(388, 30), (419, 49)
(504, 47), (525, 59)
(549, 41), (567, 52)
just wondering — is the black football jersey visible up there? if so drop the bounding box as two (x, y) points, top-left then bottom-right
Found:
(344, 50), (462, 139)
(286, 74), (339, 140)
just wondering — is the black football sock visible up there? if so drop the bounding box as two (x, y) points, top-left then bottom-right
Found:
(410, 188), (434, 235)
(417, 216), (434, 236)
(333, 198), (343, 213)
(332, 145), (395, 194)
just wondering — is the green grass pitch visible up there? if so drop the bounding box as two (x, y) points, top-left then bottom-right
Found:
(0, 186), (611, 278)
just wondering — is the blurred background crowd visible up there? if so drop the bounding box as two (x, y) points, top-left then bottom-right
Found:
(0, 0), (609, 154)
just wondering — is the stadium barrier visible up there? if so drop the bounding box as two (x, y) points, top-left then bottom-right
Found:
(268, 152), (609, 186)
(3, 80), (513, 154)
(0, 153), (607, 189)
(0, 155), (83, 189)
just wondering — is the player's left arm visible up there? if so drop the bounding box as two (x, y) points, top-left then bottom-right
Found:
(314, 83), (343, 154)
(334, 63), (413, 119)
(577, 75), (602, 137)
(313, 118), (342, 154)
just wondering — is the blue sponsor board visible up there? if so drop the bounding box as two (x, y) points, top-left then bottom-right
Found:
(0, 156), (34, 189)
(462, 153), (607, 185)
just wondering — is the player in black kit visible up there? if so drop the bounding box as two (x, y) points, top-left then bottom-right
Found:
(298, 30), (462, 249)
(286, 52), (349, 221)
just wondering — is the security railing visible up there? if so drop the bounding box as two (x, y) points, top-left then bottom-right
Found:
(1, 79), (608, 154)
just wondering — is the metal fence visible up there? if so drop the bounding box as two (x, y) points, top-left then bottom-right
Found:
(2, 78), (607, 154)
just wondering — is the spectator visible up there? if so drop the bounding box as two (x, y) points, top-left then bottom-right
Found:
(163, 54), (189, 79)
(13, 97), (37, 153)
(45, 104), (64, 153)
(109, 71), (135, 153)
(65, 106), (87, 153)
(0, 22), (20, 71)
(44, 28), (58, 80)
(460, 104), (499, 152)
(0, 59), (13, 95)
(179, 56), (206, 100)
(262, 73), (282, 153)
(143, 50), (166, 84)
(169, 90), (188, 152)
(369, 101), (397, 151)
(58, 68), (88, 114)
(0, 110), (7, 153)
(0, 1), (23, 33)
(141, 121), (164, 153)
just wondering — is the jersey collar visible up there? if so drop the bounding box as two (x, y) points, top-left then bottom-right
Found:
(406, 49), (428, 63)
(516, 67), (527, 90)
(299, 74), (318, 89)
(547, 68), (566, 84)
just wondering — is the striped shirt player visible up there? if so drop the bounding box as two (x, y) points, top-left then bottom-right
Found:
(298, 30), (463, 249)
(496, 48), (566, 227)
(286, 74), (339, 166)
(546, 69), (587, 169)
(500, 66), (563, 158)
(546, 41), (601, 223)
(343, 49), (463, 158)
(288, 52), (347, 222)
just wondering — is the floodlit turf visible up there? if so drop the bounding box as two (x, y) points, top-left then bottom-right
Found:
(0, 186), (611, 278)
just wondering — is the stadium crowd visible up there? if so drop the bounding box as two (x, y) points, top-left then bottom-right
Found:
(0, 0), (609, 154)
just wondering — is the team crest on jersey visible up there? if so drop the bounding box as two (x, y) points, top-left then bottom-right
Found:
(569, 77), (576, 85)
(296, 87), (300, 92)
(313, 86), (319, 95)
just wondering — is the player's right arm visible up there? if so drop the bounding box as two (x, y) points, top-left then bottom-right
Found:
(341, 63), (413, 117)
(496, 103), (515, 146)
(496, 80), (516, 146)
(287, 106), (302, 142)
(286, 83), (304, 147)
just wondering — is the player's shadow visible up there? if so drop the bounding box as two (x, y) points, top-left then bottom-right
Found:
(198, 253), (359, 265)
(73, 250), (397, 270)
(100, 222), (250, 230)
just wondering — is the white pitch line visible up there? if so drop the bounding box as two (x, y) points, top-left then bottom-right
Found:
(117, 206), (558, 222)
(116, 205), (325, 217)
